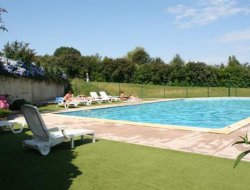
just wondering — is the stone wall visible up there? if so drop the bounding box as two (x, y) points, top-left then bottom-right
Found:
(0, 76), (65, 103)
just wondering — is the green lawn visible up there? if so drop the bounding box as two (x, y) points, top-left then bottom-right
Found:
(1, 130), (250, 190)
(38, 104), (64, 113)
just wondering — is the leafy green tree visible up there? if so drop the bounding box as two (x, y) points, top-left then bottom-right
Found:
(34, 46), (250, 88)
(3, 41), (36, 64)
(53, 46), (82, 78)
(102, 57), (116, 82)
(149, 57), (170, 84)
(185, 62), (213, 86)
(168, 54), (186, 85)
(135, 64), (153, 84)
(228, 55), (240, 67)
(79, 55), (102, 81)
(224, 56), (246, 87)
(126, 47), (151, 65)
(54, 46), (81, 57)
(111, 58), (136, 83)
(54, 54), (80, 78)
(170, 54), (185, 68)
(0, 7), (7, 32)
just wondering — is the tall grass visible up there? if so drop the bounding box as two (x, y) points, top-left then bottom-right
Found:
(70, 79), (250, 98)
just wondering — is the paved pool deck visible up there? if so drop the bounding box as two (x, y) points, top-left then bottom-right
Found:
(17, 99), (250, 161)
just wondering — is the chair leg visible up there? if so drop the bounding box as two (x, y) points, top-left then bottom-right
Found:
(92, 133), (96, 143)
(71, 138), (74, 148)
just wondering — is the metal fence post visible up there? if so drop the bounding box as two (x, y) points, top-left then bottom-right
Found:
(141, 84), (144, 98)
(236, 87), (238, 97)
(96, 82), (99, 92)
(186, 87), (188, 98)
(118, 83), (120, 96)
(208, 87), (210, 97)
(228, 87), (231, 97)
(164, 84), (166, 98)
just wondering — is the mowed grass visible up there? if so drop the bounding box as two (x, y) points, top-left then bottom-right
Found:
(1, 130), (250, 190)
(70, 79), (250, 98)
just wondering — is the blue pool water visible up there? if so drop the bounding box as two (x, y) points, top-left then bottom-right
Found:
(58, 98), (250, 129)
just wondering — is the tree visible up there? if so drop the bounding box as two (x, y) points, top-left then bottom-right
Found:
(3, 41), (36, 64)
(126, 47), (151, 65)
(168, 54), (186, 85)
(135, 64), (153, 84)
(170, 54), (185, 68)
(0, 7), (7, 32)
(224, 56), (246, 87)
(149, 58), (169, 84)
(54, 46), (81, 57)
(111, 58), (136, 83)
(228, 55), (240, 67)
(53, 47), (82, 78)
(78, 55), (102, 81)
(102, 57), (116, 82)
(185, 62), (212, 86)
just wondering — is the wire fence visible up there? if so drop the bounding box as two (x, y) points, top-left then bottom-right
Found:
(70, 80), (250, 98)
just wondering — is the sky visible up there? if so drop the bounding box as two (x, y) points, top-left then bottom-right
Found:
(1, 0), (250, 65)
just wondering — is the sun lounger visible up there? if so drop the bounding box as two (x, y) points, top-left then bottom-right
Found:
(0, 119), (25, 134)
(56, 97), (79, 108)
(99, 91), (120, 102)
(90, 92), (104, 103)
(21, 104), (95, 155)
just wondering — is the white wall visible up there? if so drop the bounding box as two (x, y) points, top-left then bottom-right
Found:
(0, 76), (65, 103)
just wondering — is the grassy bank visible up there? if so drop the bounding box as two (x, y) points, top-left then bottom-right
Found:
(70, 79), (250, 98)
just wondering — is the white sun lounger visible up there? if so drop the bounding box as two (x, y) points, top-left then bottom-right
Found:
(21, 104), (95, 155)
(90, 92), (104, 103)
(99, 91), (120, 102)
(0, 119), (25, 134)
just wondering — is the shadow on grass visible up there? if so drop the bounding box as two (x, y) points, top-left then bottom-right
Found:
(0, 129), (93, 190)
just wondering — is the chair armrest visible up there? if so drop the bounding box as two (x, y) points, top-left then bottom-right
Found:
(47, 127), (61, 132)
(61, 129), (70, 139)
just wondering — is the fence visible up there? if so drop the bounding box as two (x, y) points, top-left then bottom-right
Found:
(70, 80), (250, 98)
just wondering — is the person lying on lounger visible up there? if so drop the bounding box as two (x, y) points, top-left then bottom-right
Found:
(120, 91), (130, 100)
(120, 91), (140, 101)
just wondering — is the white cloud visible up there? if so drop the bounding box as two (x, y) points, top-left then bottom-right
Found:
(218, 28), (250, 42)
(167, 0), (250, 28)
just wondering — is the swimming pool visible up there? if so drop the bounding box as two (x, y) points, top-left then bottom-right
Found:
(57, 98), (250, 132)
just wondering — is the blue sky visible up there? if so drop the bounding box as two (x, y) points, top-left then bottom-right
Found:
(1, 0), (250, 65)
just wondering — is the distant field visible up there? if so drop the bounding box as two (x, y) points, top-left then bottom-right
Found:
(70, 79), (250, 98)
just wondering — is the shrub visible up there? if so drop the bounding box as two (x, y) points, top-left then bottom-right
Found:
(0, 95), (9, 109)
(0, 109), (11, 117)
(10, 99), (31, 110)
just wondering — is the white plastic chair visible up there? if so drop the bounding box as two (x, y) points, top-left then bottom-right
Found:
(90, 92), (104, 103)
(99, 91), (120, 102)
(0, 120), (25, 134)
(57, 98), (79, 109)
(21, 104), (95, 155)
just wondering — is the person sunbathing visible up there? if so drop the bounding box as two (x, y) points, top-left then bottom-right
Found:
(120, 91), (130, 100)
(64, 90), (73, 102)
(127, 95), (141, 101)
